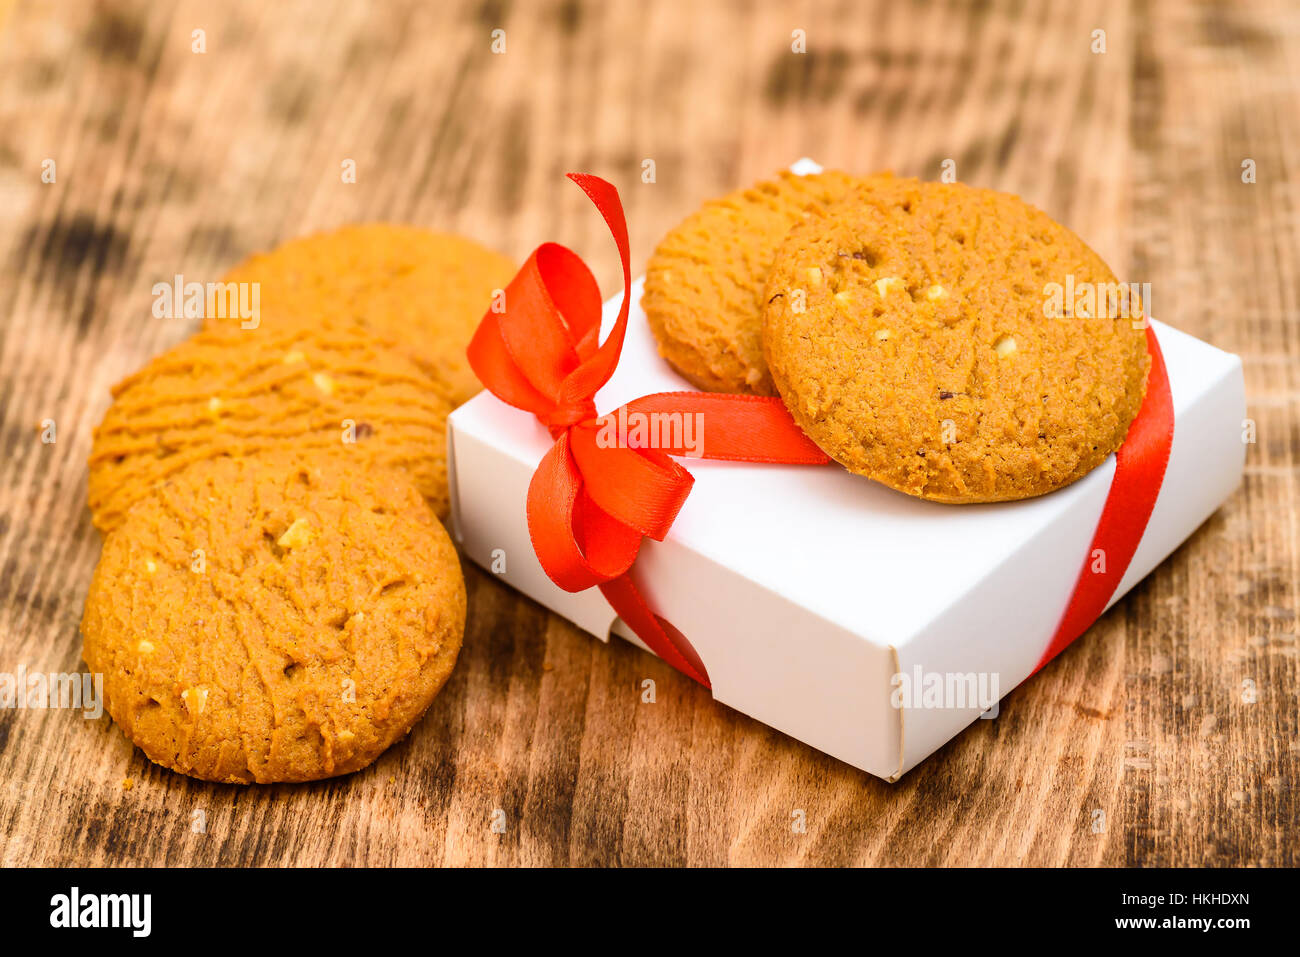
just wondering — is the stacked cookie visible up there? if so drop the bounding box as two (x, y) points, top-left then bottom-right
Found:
(81, 227), (515, 783)
(645, 172), (1150, 503)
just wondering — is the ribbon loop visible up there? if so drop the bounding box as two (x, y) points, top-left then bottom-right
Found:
(569, 426), (695, 540)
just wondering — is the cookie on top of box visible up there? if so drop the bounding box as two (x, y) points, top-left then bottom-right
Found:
(645, 170), (1149, 503)
(763, 176), (1149, 503)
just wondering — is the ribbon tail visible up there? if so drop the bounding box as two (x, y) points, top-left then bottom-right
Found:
(599, 575), (711, 689)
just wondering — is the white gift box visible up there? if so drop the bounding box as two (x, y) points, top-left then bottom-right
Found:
(446, 185), (1245, 781)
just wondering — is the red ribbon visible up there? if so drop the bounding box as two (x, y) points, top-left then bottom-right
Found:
(469, 173), (1175, 689)
(467, 174), (828, 687)
(1033, 324), (1174, 671)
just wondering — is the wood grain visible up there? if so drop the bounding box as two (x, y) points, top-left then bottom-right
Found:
(0, 0), (1295, 866)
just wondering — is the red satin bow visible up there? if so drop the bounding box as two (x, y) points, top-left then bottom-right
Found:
(468, 172), (1175, 690)
(467, 174), (828, 687)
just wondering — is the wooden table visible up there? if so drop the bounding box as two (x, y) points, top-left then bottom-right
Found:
(0, 0), (1295, 867)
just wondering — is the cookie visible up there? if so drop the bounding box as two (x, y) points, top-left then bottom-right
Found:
(762, 178), (1150, 503)
(642, 170), (881, 395)
(81, 451), (466, 784)
(214, 225), (516, 406)
(88, 322), (453, 533)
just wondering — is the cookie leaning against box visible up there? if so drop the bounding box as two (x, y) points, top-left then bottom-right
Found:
(213, 225), (517, 407)
(81, 452), (466, 784)
(87, 322), (453, 532)
(762, 177), (1150, 503)
(642, 170), (890, 396)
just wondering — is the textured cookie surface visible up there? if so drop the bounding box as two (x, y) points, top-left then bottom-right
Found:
(88, 324), (453, 532)
(642, 170), (874, 395)
(214, 225), (516, 406)
(763, 178), (1150, 502)
(81, 452), (466, 784)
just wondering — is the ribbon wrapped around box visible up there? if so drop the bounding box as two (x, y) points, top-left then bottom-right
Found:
(449, 166), (1245, 779)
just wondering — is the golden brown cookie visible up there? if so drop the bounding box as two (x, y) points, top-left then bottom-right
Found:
(213, 225), (516, 406)
(87, 323), (453, 533)
(81, 451), (466, 784)
(642, 170), (882, 395)
(762, 178), (1150, 503)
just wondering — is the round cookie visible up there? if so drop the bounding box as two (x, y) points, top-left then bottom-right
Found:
(762, 178), (1150, 503)
(642, 170), (883, 396)
(213, 225), (517, 406)
(88, 322), (453, 533)
(81, 452), (466, 784)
